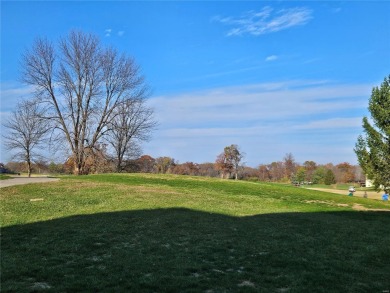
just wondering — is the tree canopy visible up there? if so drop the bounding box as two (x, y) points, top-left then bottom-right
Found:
(215, 144), (243, 179)
(355, 75), (390, 191)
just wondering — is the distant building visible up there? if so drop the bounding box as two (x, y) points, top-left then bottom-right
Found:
(365, 178), (374, 188)
(365, 177), (386, 190)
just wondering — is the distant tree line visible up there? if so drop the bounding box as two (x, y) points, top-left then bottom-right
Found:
(1, 151), (365, 184)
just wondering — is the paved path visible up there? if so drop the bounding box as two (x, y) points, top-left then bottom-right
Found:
(307, 188), (383, 200)
(0, 177), (60, 188)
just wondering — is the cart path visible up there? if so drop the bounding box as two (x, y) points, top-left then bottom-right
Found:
(0, 177), (60, 188)
(307, 187), (383, 200)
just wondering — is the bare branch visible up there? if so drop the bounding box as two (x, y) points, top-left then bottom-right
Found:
(2, 100), (51, 177)
(20, 30), (155, 174)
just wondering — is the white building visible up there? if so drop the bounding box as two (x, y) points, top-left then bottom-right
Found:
(365, 178), (373, 188)
(365, 177), (386, 190)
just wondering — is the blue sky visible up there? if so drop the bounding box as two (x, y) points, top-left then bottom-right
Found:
(1, 1), (389, 166)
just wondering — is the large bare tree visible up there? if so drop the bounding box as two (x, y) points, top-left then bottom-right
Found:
(2, 100), (50, 177)
(21, 31), (149, 174)
(106, 97), (156, 172)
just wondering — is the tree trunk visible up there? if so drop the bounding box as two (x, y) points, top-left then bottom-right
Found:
(27, 160), (32, 177)
(116, 162), (122, 173)
(74, 161), (85, 175)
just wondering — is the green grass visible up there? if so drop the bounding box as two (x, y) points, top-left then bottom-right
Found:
(1, 173), (390, 292)
(0, 174), (12, 180)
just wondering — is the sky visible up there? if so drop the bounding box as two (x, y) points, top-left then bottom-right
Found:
(1, 1), (389, 167)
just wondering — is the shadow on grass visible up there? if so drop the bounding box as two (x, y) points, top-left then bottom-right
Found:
(2, 209), (390, 292)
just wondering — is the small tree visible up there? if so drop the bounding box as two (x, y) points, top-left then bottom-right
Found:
(154, 157), (175, 174)
(336, 162), (355, 183)
(283, 153), (296, 181)
(257, 164), (271, 181)
(295, 167), (306, 184)
(312, 166), (327, 184)
(303, 160), (317, 182)
(355, 75), (390, 191)
(2, 100), (50, 177)
(215, 144), (243, 179)
(136, 155), (156, 173)
(268, 161), (285, 182)
(324, 169), (336, 185)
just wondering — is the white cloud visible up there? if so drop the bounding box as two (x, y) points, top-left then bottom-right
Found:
(293, 117), (362, 130)
(265, 55), (278, 62)
(159, 117), (363, 140)
(145, 80), (371, 165)
(105, 29), (125, 37)
(149, 80), (369, 127)
(0, 83), (34, 112)
(214, 6), (313, 37)
(105, 28), (112, 37)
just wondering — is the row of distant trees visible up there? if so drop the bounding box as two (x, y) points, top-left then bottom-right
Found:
(1, 150), (365, 184)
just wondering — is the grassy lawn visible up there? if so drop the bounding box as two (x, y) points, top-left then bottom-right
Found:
(0, 174), (12, 180)
(1, 173), (389, 292)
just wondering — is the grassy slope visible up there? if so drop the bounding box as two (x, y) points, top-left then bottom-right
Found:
(1, 173), (390, 292)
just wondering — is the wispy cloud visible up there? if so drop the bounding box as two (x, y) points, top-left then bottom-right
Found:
(105, 28), (112, 37)
(332, 7), (342, 14)
(145, 80), (371, 164)
(0, 83), (34, 111)
(105, 29), (125, 38)
(265, 55), (278, 62)
(213, 6), (313, 37)
(149, 80), (368, 128)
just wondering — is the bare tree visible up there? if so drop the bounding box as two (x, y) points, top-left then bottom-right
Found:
(283, 153), (296, 180)
(2, 100), (50, 177)
(268, 161), (285, 181)
(106, 97), (156, 172)
(21, 31), (150, 174)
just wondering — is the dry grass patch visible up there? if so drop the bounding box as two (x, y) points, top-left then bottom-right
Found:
(352, 203), (390, 212)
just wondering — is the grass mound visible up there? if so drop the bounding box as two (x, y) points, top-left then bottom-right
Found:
(1, 173), (389, 292)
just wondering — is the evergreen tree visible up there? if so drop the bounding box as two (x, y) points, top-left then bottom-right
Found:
(295, 167), (306, 184)
(355, 75), (390, 191)
(312, 166), (327, 184)
(324, 169), (336, 185)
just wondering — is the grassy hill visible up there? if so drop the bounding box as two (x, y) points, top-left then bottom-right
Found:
(1, 173), (389, 292)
